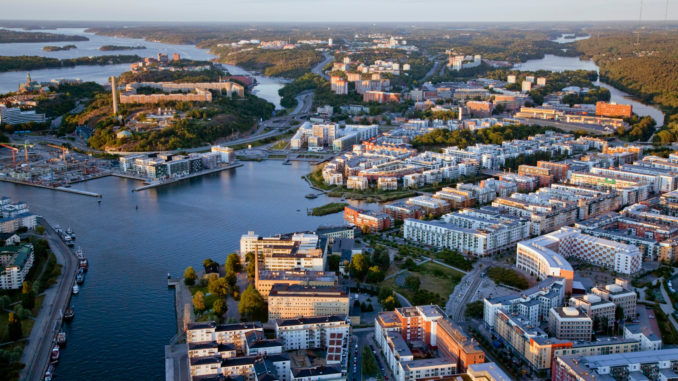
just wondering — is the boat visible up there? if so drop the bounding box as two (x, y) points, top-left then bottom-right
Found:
(63, 306), (74, 322)
(76, 272), (85, 285)
(44, 364), (55, 381)
(305, 193), (318, 199)
(75, 247), (84, 259)
(79, 258), (88, 271)
(282, 160), (291, 165)
(54, 225), (63, 234)
(66, 226), (75, 239)
(50, 344), (60, 361)
(72, 284), (79, 295)
(56, 331), (66, 345)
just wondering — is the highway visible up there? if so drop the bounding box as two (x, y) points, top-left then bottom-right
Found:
(20, 217), (77, 381)
(312, 53), (333, 80)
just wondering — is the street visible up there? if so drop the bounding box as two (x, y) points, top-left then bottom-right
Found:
(20, 217), (78, 381)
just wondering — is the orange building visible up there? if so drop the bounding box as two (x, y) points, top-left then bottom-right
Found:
(363, 91), (401, 104)
(596, 101), (632, 118)
(344, 206), (392, 232)
(537, 161), (569, 182)
(466, 101), (493, 117)
(518, 165), (554, 187)
(436, 319), (486, 372)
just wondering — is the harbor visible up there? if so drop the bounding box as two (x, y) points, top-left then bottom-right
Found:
(128, 162), (244, 192)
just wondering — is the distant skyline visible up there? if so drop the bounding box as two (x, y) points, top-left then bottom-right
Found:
(2, 0), (677, 23)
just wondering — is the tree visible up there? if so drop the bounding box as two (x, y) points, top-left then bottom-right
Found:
(21, 291), (34, 310)
(366, 266), (385, 283)
(225, 253), (242, 275)
(239, 285), (267, 322)
(246, 253), (256, 281)
(184, 266), (197, 286)
(0, 295), (10, 310)
(192, 291), (206, 312)
(21, 281), (31, 295)
(328, 255), (341, 272)
(465, 301), (484, 319)
(405, 275), (421, 291)
(203, 258), (219, 273)
(35, 225), (45, 235)
(350, 253), (369, 280)
(381, 295), (400, 311)
(208, 276), (230, 298)
(7, 313), (22, 341)
(213, 298), (228, 317)
(362, 346), (378, 376)
(225, 272), (237, 289)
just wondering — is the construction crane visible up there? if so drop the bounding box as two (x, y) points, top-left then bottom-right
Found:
(0, 144), (19, 169)
(47, 144), (69, 162)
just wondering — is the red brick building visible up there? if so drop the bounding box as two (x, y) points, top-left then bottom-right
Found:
(344, 206), (392, 232)
(518, 165), (554, 187)
(537, 161), (570, 182)
(596, 101), (632, 118)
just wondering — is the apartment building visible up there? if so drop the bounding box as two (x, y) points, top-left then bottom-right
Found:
(590, 166), (678, 194)
(568, 294), (616, 329)
(274, 315), (350, 365)
(375, 305), (484, 381)
(483, 277), (566, 328)
(516, 227), (642, 293)
(255, 270), (337, 299)
(186, 322), (264, 354)
(405, 196), (450, 216)
(344, 206), (392, 232)
(492, 193), (578, 236)
(267, 284), (349, 321)
(240, 231), (326, 272)
(552, 348), (678, 381)
(518, 165), (554, 187)
(363, 91), (401, 103)
(0, 244), (34, 290)
(569, 172), (651, 206)
(590, 282), (637, 320)
(596, 101), (633, 118)
(0, 105), (46, 125)
(548, 307), (593, 341)
(404, 208), (530, 256)
(382, 201), (424, 221)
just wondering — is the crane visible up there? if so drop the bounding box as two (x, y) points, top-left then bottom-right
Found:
(47, 144), (69, 162)
(0, 144), (19, 169)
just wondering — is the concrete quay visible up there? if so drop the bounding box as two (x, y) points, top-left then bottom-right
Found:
(132, 162), (243, 192)
(0, 177), (102, 197)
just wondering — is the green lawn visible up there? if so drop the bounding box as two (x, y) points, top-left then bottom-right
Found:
(310, 202), (347, 216)
(379, 262), (463, 306)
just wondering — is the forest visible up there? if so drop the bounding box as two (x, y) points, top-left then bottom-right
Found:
(211, 46), (323, 78)
(412, 124), (559, 150)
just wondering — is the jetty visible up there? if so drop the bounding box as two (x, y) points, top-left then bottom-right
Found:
(0, 178), (102, 197)
(132, 162), (243, 192)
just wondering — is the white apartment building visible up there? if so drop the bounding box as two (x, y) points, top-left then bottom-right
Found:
(0, 244), (34, 290)
(404, 208), (530, 256)
(275, 315), (350, 365)
(483, 277), (566, 328)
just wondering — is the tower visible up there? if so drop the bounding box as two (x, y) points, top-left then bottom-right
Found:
(110, 76), (119, 116)
(26, 72), (31, 84)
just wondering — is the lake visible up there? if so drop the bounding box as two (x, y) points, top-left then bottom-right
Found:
(514, 54), (665, 126)
(0, 160), (374, 380)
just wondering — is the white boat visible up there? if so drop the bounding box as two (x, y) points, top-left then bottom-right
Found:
(66, 226), (75, 239)
(75, 247), (84, 259)
(72, 284), (79, 295)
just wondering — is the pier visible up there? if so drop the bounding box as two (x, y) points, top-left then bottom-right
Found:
(132, 162), (243, 192)
(0, 177), (102, 197)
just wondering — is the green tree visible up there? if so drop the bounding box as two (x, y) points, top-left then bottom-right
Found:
(21, 291), (34, 310)
(208, 276), (230, 298)
(465, 301), (484, 319)
(328, 254), (341, 272)
(184, 266), (197, 286)
(246, 252), (256, 281)
(225, 253), (242, 274)
(350, 253), (369, 280)
(239, 284), (267, 322)
(405, 275), (421, 291)
(366, 266), (385, 283)
(192, 291), (206, 312)
(35, 225), (45, 235)
(362, 346), (378, 376)
(381, 295), (400, 311)
(7, 313), (22, 341)
(213, 298), (228, 317)
(203, 258), (218, 273)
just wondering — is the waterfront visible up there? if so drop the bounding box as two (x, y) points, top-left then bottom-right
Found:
(514, 54), (665, 126)
(0, 28), (287, 108)
(0, 160), (372, 381)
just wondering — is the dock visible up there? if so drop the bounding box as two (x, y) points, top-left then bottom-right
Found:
(0, 178), (102, 197)
(132, 162), (243, 192)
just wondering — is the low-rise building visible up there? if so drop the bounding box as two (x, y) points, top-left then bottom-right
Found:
(267, 284), (349, 321)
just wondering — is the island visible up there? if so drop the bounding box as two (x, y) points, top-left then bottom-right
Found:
(0, 55), (142, 73)
(0, 29), (88, 43)
(99, 45), (146, 51)
(42, 44), (77, 52)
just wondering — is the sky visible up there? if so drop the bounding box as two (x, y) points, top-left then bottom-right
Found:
(2, 0), (676, 23)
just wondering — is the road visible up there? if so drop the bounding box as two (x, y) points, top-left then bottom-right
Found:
(446, 264), (485, 322)
(312, 53), (333, 80)
(20, 217), (77, 381)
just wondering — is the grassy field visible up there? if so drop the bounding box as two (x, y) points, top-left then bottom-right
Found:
(379, 262), (463, 306)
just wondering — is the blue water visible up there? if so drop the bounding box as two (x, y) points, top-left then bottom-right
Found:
(0, 161), (371, 380)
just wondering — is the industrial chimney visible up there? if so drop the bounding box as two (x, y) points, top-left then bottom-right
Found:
(111, 76), (119, 116)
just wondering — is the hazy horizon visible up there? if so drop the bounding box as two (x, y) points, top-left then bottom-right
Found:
(2, 0), (677, 23)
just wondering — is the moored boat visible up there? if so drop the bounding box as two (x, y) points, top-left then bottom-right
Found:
(76, 272), (85, 285)
(57, 331), (66, 345)
(72, 284), (79, 295)
(305, 193), (317, 199)
(50, 344), (60, 361)
(79, 258), (88, 271)
(66, 226), (75, 240)
(63, 306), (74, 322)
